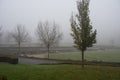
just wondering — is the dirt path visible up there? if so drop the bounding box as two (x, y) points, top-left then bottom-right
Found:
(19, 57), (61, 64)
(19, 57), (120, 67)
(27, 54), (46, 58)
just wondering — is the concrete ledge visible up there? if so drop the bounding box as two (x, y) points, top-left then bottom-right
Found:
(0, 57), (18, 64)
(19, 57), (120, 67)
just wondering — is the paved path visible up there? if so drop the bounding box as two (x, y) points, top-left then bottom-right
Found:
(19, 57), (120, 67)
(19, 57), (67, 64)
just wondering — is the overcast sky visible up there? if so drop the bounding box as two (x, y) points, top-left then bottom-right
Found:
(0, 0), (120, 46)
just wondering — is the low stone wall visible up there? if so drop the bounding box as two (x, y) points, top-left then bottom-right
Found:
(19, 57), (120, 67)
(0, 76), (8, 80)
(0, 57), (18, 64)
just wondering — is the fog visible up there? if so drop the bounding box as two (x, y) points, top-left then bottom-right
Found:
(0, 0), (120, 47)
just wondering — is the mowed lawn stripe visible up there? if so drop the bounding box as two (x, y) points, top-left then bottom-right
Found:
(0, 62), (120, 80)
(48, 50), (120, 62)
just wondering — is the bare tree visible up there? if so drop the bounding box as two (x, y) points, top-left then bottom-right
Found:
(0, 26), (3, 44)
(0, 27), (2, 37)
(4, 31), (12, 45)
(11, 25), (30, 56)
(36, 21), (62, 58)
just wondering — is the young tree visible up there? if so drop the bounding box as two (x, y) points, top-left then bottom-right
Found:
(70, 0), (96, 68)
(11, 25), (30, 56)
(36, 21), (62, 58)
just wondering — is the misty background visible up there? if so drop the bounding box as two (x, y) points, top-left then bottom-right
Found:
(0, 0), (120, 47)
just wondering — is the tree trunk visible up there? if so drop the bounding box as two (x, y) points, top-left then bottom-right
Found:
(18, 42), (21, 57)
(81, 50), (84, 68)
(47, 47), (49, 59)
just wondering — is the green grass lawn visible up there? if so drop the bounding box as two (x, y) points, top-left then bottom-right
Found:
(48, 50), (120, 62)
(0, 62), (120, 80)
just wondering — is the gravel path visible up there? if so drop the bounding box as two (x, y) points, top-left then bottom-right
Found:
(19, 57), (120, 67)
(19, 57), (63, 64)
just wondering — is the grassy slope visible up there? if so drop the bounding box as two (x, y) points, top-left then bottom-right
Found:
(0, 63), (120, 80)
(49, 50), (120, 62)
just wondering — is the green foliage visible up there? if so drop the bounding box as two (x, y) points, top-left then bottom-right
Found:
(70, 0), (96, 51)
(70, 0), (97, 67)
(0, 63), (120, 80)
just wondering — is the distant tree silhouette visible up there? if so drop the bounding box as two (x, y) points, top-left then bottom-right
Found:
(11, 25), (30, 56)
(36, 21), (62, 58)
(0, 27), (2, 37)
(0, 26), (3, 44)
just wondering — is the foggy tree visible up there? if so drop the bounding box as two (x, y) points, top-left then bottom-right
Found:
(70, 0), (97, 68)
(0, 26), (3, 44)
(36, 21), (62, 58)
(0, 27), (2, 37)
(110, 39), (115, 47)
(4, 31), (12, 44)
(0, 27), (2, 40)
(11, 25), (30, 56)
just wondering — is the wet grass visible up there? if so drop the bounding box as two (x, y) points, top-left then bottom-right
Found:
(0, 62), (120, 80)
(49, 50), (120, 62)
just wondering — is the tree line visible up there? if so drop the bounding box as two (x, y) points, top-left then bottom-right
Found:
(0, 0), (97, 68)
(0, 21), (62, 59)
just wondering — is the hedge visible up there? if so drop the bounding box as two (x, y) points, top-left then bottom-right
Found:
(0, 56), (18, 64)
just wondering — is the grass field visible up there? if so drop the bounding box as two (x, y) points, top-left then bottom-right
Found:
(48, 50), (120, 62)
(0, 62), (120, 80)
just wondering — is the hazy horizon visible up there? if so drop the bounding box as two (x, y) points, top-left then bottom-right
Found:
(0, 0), (120, 47)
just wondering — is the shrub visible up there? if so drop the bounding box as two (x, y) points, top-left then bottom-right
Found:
(0, 55), (18, 64)
(0, 76), (8, 80)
